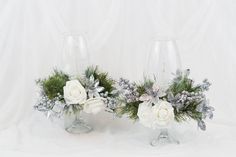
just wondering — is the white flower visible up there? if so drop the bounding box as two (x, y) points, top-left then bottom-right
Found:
(63, 80), (87, 105)
(83, 97), (106, 114)
(137, 102), (156, 128)
(152, 100), (174, 126)
(137, 100), (175, 129)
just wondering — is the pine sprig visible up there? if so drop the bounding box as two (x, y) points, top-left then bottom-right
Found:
(167, 71), (204, 122)
(84, 66), (115, 94)
(137, 79), (154, 95)
(169, 76), (201, 95)
(37, 70), (69, 100)
(174, 101), (202, 122)
(116, 79), (154, 120)
(116, 101), (141, 120)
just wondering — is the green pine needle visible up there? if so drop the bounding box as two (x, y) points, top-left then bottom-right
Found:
(137, 78), (154, 95)
(116, 101), (141, 120)
(169, 75), (201, 96)
(116, 79), (154, 120)
(84, 66), (115, 94)
(168, 72), (204, 122)
(37, 70), (69, 100)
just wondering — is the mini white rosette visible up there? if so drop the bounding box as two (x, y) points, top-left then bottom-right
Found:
(137, 102), (156, 128)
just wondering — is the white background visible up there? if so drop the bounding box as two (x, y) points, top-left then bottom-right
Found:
(0, 0), (236, 156)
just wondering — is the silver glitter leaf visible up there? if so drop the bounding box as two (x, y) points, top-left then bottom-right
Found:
(96, 86), (105, 93)
(89, 75), (95, 82)
(94, 80), (99, 87)
(198, 120), (206, 131)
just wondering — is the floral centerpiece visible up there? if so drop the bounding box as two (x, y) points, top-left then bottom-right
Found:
(115, 69), (214, 145)
(34, 66), (117, 134)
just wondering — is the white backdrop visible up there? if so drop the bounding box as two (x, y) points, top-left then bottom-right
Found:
(0, 0), (236, 156)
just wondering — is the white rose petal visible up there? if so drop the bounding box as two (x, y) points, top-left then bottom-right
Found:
(138, 100), (175, 129)
(137, 102), (156, 128)
(83, 97), (106, 114)
(152, 100), (174, 126)
(63, 80), (87, 105)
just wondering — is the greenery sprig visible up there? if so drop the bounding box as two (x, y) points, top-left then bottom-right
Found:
(115, 78), (155, 120)
(83, 66), (115, 94)
(167, 71), (202, 122)
(166, 70), (214, 131)
(36, 70), (69, 100)
(114, 69), (214, 130)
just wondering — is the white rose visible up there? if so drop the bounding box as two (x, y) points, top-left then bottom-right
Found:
(137, 102), (156, 128)
(83, 97), (106, 114)
(63, 80), (87, 105)
(152, 100), (174, 126)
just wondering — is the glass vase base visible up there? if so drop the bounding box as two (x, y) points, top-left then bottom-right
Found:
(150, 129), (179, 146)
(65, 120), (93, 134)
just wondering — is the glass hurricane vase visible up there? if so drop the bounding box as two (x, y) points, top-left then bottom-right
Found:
(145, 39), (182, 89)
(63, 105), (92, 134)
(61, 34), (90, 75)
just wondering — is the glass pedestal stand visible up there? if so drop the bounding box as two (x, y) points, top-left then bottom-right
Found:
(64, 107), (92, 134)
(150, 128), (180, 146)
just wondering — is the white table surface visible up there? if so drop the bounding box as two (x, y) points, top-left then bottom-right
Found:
(0, 112), (235, 157)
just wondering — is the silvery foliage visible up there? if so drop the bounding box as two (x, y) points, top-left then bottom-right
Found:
(100, 91), (118, 111)
(196, 98), (214, 130)
(34, 92), (66, 120)
(117, 78), (139, 103)
(82, 74), (118, 111)
(139, 82), (166, 103)
(200, 79), (211, 91)
(81, 75), (104, 98)
(173, 69), (191, 83)
(167, 90), (205, 112)
(167, 69), (214, 130)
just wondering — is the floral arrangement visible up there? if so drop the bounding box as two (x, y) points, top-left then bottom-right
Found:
(34, 66), (117, 120)
(35, 67), (214, 132)
(115, 69), (214, 130)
